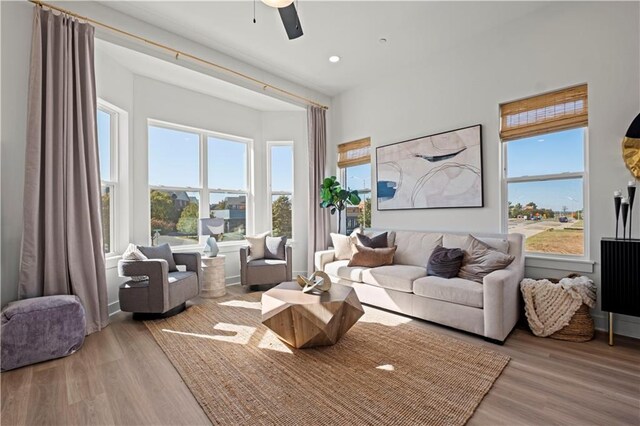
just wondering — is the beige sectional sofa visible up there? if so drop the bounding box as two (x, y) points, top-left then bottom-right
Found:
(315, 230), (524, 343)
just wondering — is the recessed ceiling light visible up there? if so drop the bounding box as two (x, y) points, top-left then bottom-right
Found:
(329, 55), (340, 63)
(379, 38), (388, 44)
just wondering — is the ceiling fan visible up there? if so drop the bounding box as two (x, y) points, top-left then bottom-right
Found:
(260, 0), (303, 40)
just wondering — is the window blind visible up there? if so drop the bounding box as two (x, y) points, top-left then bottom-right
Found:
(500, 84), (588, 141)
(338, 137), (371, 168)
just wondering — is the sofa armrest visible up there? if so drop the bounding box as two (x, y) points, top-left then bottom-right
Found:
(240, 247), (249, 286)
(483, 263), (523, 341)
(314, 249), (336, 272)
(173, 252), (202, 290)
(118, 259), (170, 311)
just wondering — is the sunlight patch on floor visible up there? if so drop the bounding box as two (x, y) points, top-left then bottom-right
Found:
(359, 307), (412, 327)
(162, 322), (256, 345)
(218, 300), (262, 310)
(376, 364), (395, 371)
(258, 330), (293, 354)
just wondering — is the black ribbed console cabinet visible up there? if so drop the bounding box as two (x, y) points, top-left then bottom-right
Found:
(601, 238), (640, 344)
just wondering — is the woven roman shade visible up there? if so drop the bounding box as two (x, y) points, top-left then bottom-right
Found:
(338, 137), (371, 168)
(500, 84), (588, 141)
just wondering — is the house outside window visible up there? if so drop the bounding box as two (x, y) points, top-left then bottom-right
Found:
(148, 121), (251, 246)
(500, 84), (588, 257)
(338, 138), (371, 234)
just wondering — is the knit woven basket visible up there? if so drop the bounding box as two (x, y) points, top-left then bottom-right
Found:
(547, 275), (595, 342)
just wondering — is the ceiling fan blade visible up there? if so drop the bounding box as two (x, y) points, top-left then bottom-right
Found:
(278, 3), (303, 40)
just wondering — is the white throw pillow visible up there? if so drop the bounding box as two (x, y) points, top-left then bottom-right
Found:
(246, 231), (271, 260)
(122, 243), (148, 261)
(330, 231), (359, 260)
(122, 243), (148, 281)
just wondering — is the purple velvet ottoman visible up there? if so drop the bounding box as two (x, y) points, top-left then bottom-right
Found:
(1, 295), (86, 371)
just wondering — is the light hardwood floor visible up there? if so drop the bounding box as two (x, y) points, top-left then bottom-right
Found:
(2, 285), (639, 426)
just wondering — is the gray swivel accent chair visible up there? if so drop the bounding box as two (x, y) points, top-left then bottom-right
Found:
(240, 246), (292, 289)
(117, 252), (201, 318)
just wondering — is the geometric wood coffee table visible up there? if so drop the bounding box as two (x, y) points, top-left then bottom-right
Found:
(261, 281), (364, 349)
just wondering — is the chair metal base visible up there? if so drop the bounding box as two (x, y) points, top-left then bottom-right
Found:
(132, 303), (186, 321)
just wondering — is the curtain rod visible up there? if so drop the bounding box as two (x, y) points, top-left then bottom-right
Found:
(29, 0), (328, 110)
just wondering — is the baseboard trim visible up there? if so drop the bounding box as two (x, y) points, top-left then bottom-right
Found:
(592, 312), (640, 339)
(108, 300), (121, 318)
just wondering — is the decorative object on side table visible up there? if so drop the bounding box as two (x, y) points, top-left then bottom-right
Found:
(296, 271), (332, 293)
(204, 236), (219, 257)
(201, 255), (226, 298)
(601, 238), (640, 346)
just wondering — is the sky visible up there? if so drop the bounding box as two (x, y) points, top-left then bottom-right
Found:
(97, 110), (111, 181)
(506, 128), (585, 212)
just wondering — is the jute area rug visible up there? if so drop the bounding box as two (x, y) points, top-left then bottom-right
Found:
(145, 292), (509, 425)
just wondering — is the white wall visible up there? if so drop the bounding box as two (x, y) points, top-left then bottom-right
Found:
(330, 2), (640, 338)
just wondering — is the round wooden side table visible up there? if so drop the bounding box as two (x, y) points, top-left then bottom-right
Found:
(201, 254), (226, 298)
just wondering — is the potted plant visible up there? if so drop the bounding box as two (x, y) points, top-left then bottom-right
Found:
(320, 176), (361, 234)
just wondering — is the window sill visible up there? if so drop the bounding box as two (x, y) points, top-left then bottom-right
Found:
(525, 255), (595, 274)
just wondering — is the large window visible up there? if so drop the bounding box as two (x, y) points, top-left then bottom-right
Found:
(97, 105), (117, 254)
(148, 121), (250, 246)
(268, 142), (293, 238)
(338, 137), (371, 234)
(501, 85), (588, 257)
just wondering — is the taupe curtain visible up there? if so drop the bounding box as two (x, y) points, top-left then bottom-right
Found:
(307, 106), (330, 273)
(19, 7), (108, 334)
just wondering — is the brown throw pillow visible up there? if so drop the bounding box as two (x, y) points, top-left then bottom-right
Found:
(427, 245), (464, 279)
(348, 245), (397, 268)
(356, 232), (388, 249)
(458, 236), (515, 283)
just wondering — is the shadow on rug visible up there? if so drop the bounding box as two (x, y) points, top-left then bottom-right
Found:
(145, 292), (509, 425)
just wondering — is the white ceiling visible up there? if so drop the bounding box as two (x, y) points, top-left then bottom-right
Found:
(95, 39), (304, 111)
(101, 1), (547, 97)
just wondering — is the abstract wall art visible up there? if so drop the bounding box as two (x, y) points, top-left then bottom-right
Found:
(376, 124), (483, 210)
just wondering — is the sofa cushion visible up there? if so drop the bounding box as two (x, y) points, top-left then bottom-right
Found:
(362, 230), (396, 247)
(427, 245), (464, 279)
(458, 236), (515, 283)
(442, 234), (510, 254)
(247, 259), (287, 285)
(356, 232), (388, 249)
(349, 245), (397, 268)
(264, 236), (287, 260)
(330, 232), (358, 260)
(413, 276), (484, 308)
(246, 231), (271, 260)
(393, 231), (443, 267)
(362, 265), (427, 293)
(138, 243), (178, 272)
(324, 260), (368, 282)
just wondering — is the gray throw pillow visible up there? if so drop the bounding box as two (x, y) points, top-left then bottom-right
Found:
(356, 232), (388, 249)
(264, 236), (287, 260)
(458, 236), (515, 283)
(137, 243), (178, 272)
(427, 245), (464, 279)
